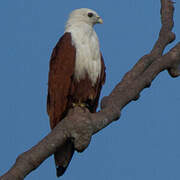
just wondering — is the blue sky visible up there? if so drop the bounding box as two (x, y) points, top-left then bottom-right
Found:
(0, 0), (180, 180)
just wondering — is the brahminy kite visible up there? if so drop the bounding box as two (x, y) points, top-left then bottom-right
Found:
(47, 8), (106, 177)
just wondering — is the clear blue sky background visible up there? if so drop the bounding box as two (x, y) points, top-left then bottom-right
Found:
(0, 0), (180, 180)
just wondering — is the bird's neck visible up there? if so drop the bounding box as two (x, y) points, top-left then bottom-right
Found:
(65, 21), (93, 34)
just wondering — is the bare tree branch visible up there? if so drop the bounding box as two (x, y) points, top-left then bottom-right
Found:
(1, 0), (180, 180)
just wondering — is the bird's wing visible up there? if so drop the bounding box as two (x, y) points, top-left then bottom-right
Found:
(100, 53), (106, 85)
(47, 32), (76, 129)
(92, 53), (106, 112)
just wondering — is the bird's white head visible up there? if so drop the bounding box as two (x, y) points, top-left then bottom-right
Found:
(65, 8), (103, 29)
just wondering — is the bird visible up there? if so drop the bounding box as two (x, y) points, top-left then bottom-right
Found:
(47, 8), (106, 177)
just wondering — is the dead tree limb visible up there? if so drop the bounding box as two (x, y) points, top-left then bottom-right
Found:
(1, 0), (180, 180)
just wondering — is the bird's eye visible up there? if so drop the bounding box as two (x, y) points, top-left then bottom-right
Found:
(88, 12), (94, 18)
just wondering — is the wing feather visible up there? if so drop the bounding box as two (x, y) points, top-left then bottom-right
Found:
(47, 32), (76, 129)
(91, 53), (106, 112)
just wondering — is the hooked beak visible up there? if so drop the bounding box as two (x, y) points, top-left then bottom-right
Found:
(97, 16), (103, 24)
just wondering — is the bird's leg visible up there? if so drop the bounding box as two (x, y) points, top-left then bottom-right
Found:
(72, 101), (86, 108)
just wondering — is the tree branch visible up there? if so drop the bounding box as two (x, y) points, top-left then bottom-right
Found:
(1, 0), (180, 180)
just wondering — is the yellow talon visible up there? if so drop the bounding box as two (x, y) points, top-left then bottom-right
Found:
(89, 94), (94, 100)
(72, 102), (86, 108)
(79, 103), (86, 108)
(72, 103), (76, 107)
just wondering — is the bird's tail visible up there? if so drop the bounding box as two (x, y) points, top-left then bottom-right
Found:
(54, 139), (74, 177)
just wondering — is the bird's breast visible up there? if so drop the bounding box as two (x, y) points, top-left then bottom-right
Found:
(69, 28), (101, 85)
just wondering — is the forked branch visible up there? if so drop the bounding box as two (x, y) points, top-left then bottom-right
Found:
(1, 0), (180, 180)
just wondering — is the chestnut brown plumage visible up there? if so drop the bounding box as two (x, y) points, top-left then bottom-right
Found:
(47, 8), (105, 177)
(47, 32), (105, 176)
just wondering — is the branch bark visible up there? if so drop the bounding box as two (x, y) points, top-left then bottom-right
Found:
(1, 0), (180, 179)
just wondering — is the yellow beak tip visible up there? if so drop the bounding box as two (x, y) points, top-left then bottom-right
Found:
(98, 18), (103, 24)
